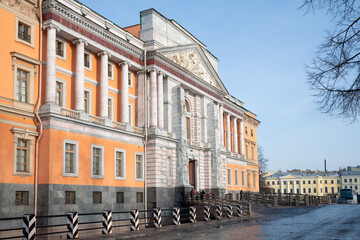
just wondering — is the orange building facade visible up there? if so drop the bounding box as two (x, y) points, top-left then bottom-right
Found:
(0, 0), (260, 217)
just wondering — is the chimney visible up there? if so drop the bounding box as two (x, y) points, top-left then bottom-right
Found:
(324, 159), (327, 173)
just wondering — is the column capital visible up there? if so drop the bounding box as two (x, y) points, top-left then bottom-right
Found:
(148, 68), (158, 74)
(97, 50), (111, 58)
(119, 61), (131, 67)
(73, 38), (88, 46)
(157, 71), (165, 77)
(136, 70), (145, 75)
(42, 21), (60, 32)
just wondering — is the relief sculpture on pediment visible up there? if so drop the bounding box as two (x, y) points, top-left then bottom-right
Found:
(166, 51), (215, 86)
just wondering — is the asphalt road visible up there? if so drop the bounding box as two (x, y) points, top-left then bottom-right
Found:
(86, 204), (360, 240)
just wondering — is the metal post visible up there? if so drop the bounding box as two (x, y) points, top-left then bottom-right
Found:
(102, 210), (112, 234)
(248, 203), (252, 215)
(216, 205), (222, 219)
(235, 204), (243, 217)
(23, 214), (36, 240)
(172, 207), (180, 225)
(227, 205), (233, 218)
(153, 208), (162, 228)
(67, 212), (79, 239)
(130, 209), (139, 231)
(189, 206), (197, 223)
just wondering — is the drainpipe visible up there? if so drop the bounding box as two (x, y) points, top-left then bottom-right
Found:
(34, 0), (43, 216)
(143, 49), (148, 221)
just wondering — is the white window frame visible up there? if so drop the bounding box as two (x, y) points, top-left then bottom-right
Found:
(128, 71), (133, 88)
(135, 152), (144, 181)
(129, 103), (133, 126)
(15, 16), (35, 48)
(63, 139), (79, 177)
(227, 168), (232, 186)
(56, 78), (66, 107)
(114, 148), (126, 180)
(108, 96), (114, 120)
(84, 88), (92, 115)
(108, 62), (114, 80)
(235, 169), (239, 186)
(91, 144), (104, 179)
(84, 51), (92, 71)
(241, 170), (245, 187)
(56, 37), (67, 61)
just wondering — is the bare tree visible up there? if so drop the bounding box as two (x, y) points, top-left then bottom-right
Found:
(301, 0), (360, 122)
(257, 145), (269, 173)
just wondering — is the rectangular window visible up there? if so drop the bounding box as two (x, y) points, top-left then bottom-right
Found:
(241, 171), (245, 187)
(320, 188), (322, 193)
(186, 117), (191, 141)
(251, 146), (255, 160)
(116, 192), (124, 203)
(355, 178), (358, 183)
(296, 188), (299, 194)
(296, 181), (299, 184)
(227, 168), (232, 186)
(135, 154), (143, 180)
(290, 181), (293, 184)
(65, 143), (75, 174)
(92, 148), (101, 176)
(108, 98), (112, 119)
(272, 181), (275, 185)
(16, 139), (29, 172)
(65, 191), (76, 204)
(314, 188), (317, 193)
(313, 180), (316, 184)
(136, 192), (143, 203)
(15, 191), (29, 205)
(325, 187), (328, 193)
(84, 90), (90, 114)
(251, 129), (253, 137)
(84, 52), (91, 69)
(245, 127), (248, 135)
(245, 144), (249, 159)
(115, 150), (125, 179)
(16, 69), (28, 102)
(128, 72), (133, 87)
(56, 40), (64, 57)
(18, 22), (31, 43)
(320, 180), (322, 184)
(325, 180), (327, 184)
(344, 179), (347, 183)
(253, 174), (256, 188)
(56, 81), (63, 106)
(108, 63), (113, 78)
(303, 180), (305, 184)
(93, 191), (102, 204)
(303, 188), (306, 193)
(308, 180), (311, 184)
(331, 180), (334, 184)
(350, 178), (352, 183)
(247, 172), (251, 188)
(308, 188), (311, 193)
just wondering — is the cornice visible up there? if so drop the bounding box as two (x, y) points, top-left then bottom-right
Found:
(243, 114), (260, 127)
(42, 0), (144, 60)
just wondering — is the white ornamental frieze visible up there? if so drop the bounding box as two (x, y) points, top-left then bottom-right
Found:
(166, 51), (214, 86)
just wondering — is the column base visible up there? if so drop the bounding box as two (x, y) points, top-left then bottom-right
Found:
(39, 103), (61, 114)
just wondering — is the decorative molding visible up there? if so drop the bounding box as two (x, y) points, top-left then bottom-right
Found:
(42, 20), (60, 31)
(243, 113), (260, 127)
(0, 0), (39, 23)
(73, 38), (88, 46)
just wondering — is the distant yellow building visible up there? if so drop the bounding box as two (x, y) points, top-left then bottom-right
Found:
(263, 171), (340, 196)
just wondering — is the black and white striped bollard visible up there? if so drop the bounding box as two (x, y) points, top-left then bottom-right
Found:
(173, 207), (180, 225)
(130, 209), (139, 231)
(102, 210), (113, 234)
(235, 204), (243, 217)
(67, 212), (79, 239)
(227, 205), (233, 218)
(153, 208), (162, 228)
(204, 206), (210, 221)
(215, 205), (222, 219)
(23, 214), (36, 240)
(189, 206), (196, 223)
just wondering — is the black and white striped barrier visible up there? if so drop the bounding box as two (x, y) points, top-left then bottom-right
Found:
(227, 205), (233, 218)
(172, 207), (180, 225)
(23, 214), (36, 240)
(216, 205), (222, 219)
(153, 208), (162, 228)
(189, 206), (196, 223)
(102, 210), (112, 234)
(67, 212), (79, 239)
(130, 209), (139, 231)
(235, 204), (243, 217)
(204, 206), (210, 221)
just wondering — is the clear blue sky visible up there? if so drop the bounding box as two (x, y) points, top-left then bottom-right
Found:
(79, 0), (360, 172)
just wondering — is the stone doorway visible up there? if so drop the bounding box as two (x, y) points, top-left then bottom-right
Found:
(189, 160), (196, 188)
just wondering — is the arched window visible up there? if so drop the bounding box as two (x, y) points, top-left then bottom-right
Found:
(185, 99), (191, 141)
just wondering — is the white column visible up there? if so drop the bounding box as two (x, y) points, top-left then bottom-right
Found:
(164, 76), (172, 132)
(233, 118), (238, 153)
(157, 72), (164, 129)
(120, 62), (130, 123)
(149, 69), (157, 127)
(300, 180), (303, 194)
(99, 51), (110, 118)
(44, 23), (59, 104)
(136, 71), (145, 127)
(226, 113), (231, 151)
(219, 104), (224, 146)
(240, 120), (245, 155)
(73, 39), (88, 111)
(280, 180), (283, 193)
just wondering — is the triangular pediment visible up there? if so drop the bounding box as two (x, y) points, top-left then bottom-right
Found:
(157, 44), (228, 93)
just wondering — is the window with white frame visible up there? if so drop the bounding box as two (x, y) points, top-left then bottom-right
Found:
(16, 69), (29, 103)
(114, 149), (126, 180)
(108, 97), (113, 120)
(235, 169), (239, 186)
(241, 170), (245, 187)
(253, 173), (256, 188)
(84, 51), (92, 71)
(108, 62), (114, 79)
(91, 145), (104, 178)
(227, 168), (232, 186)
(84, 89), (91, 114)
(63, 140), (79, 177)
(128, 104), (133, 126)
(56, 38), (66, 60)
(55, 79), (66, 107)
(135, 153), (144, 180)
(167, 156), (172, 178)
(128, 71), (133, 88)
(15, 17), (35, 47)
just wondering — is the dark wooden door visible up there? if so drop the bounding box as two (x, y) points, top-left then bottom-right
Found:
(189, 161), (195, 186)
